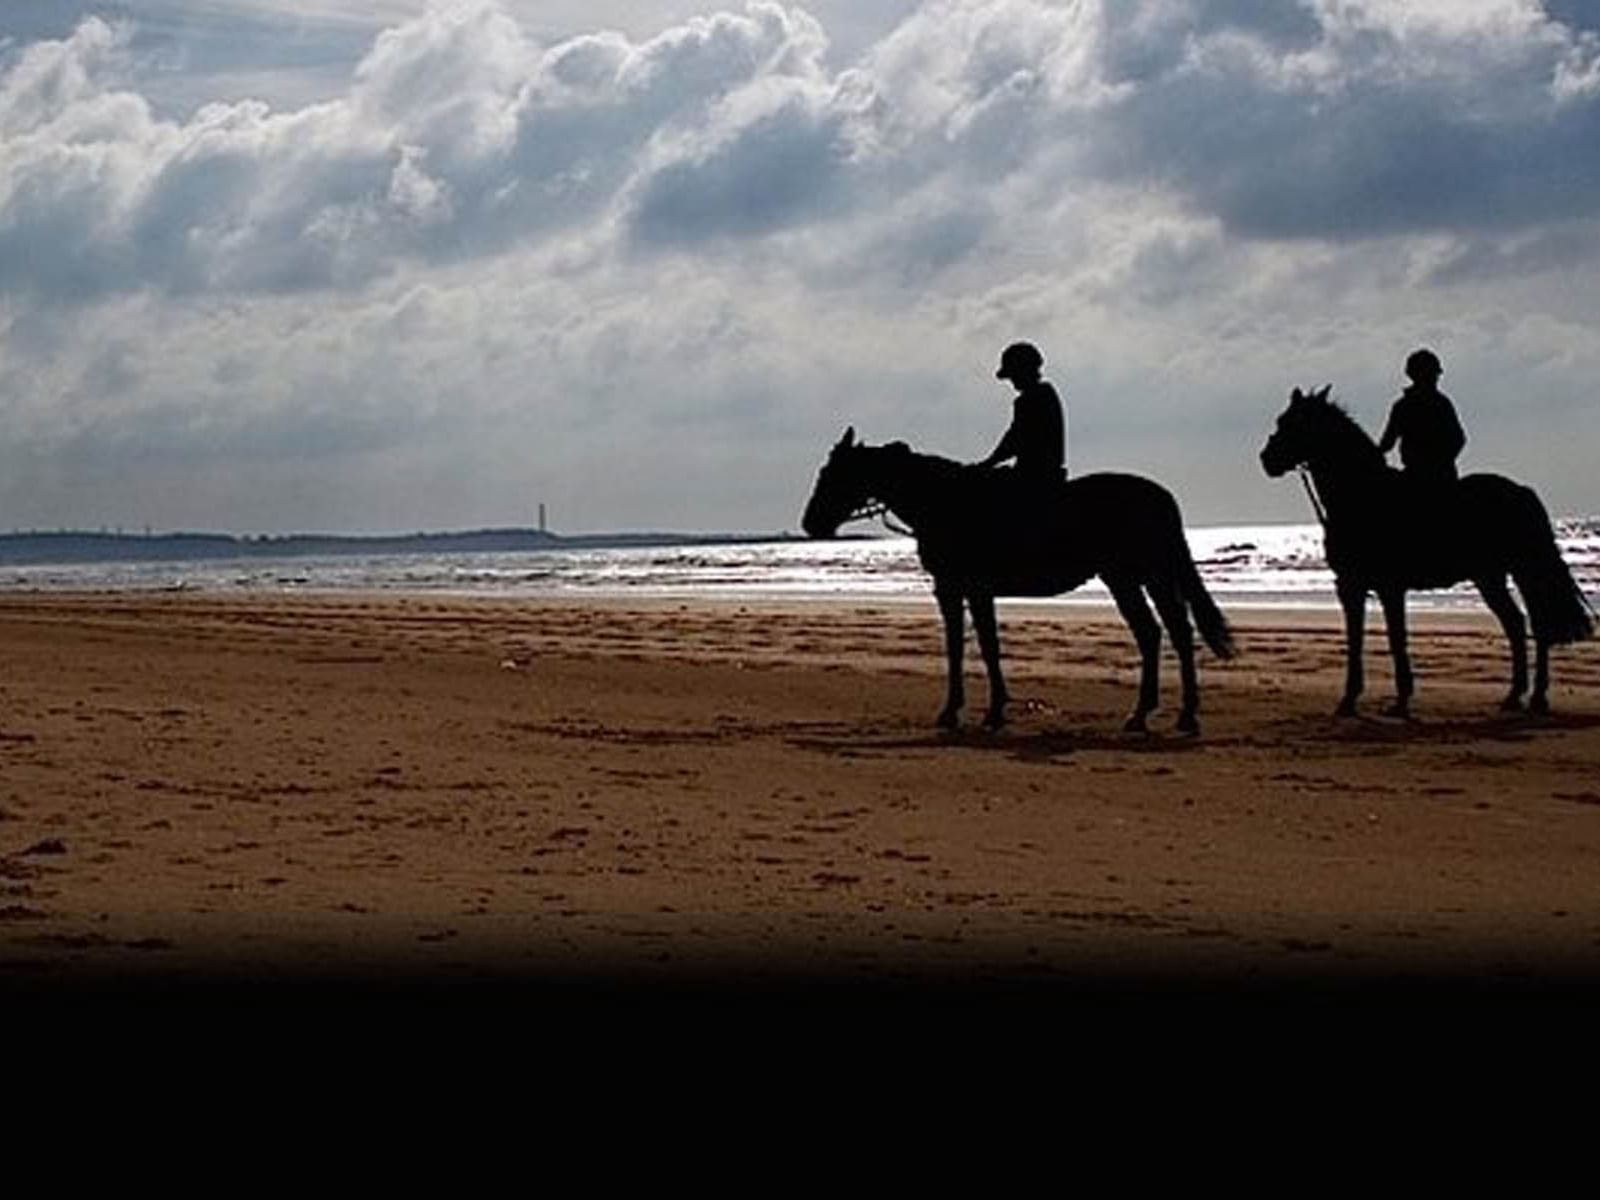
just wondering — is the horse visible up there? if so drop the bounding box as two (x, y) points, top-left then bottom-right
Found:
(800, 428), (1235, 735)
(1260, 386), (1593, 718)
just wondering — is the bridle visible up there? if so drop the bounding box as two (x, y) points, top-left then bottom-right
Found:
(842, 499), (914, 537)
(820, 444), (915, 537)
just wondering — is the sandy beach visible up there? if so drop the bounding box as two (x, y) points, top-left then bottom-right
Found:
(2, 590), (1599, 995)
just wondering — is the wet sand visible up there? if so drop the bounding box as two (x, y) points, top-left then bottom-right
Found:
(2, 590), (1598, 997)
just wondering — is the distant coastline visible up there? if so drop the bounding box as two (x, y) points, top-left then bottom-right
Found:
(1, 520), (1591, 605)
(0, 527), (804, 567)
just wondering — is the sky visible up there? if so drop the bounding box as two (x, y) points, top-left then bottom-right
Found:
(1, 0), (1597, 535)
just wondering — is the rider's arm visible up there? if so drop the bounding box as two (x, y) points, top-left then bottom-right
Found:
(1443, 400), (1466, 460)
(976, 411), (1020, 468)
(1376, 401), (1402, 456)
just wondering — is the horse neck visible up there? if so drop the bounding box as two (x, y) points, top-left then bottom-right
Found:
(865, 450), (948, 530)
(1303, 412), (1388, 519)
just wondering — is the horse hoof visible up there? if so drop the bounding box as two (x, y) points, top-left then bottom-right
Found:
(1500, 695), (1525, 713)
(1530, 696), (1551, 717)
(1122, 715), (1150, 735)
(1334, 700), (1358, 719)
(1175, 713), (1200, 737)
(936, 710), (960, 731)
(983, 713), (1007, 732)
(1382, 702), (1411, 720)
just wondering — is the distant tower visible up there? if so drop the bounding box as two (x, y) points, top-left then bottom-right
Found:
(538, 503), (546, 533)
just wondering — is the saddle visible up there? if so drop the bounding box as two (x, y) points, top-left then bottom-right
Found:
(969, 465), (1068, 508)
(951, 468), (1086, 594)
(1368, 472), (1469, 585)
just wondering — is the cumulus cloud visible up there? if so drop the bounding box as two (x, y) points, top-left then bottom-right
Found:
(4, 0), (1599, 304)
(0, 4), (847, 299)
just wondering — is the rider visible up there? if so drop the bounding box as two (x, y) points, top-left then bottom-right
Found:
(1377, 348), (1466, 490)
(974, 341), (1067, 491)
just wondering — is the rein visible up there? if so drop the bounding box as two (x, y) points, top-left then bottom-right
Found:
(846, 501), (915, 538)
(1297, 465), (1328, 528)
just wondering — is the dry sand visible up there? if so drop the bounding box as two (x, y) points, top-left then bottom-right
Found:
(2, 590), (1598, 996)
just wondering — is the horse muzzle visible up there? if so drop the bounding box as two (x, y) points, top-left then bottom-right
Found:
(1259, 441), (1295, 478)
(801, 504), (841, 539)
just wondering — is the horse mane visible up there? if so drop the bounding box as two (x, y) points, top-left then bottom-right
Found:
(865, 440), (969, 482)
(1306, 391), (1385, 469)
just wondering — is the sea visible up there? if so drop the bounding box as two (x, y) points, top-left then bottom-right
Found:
(3, 518), (1597, 610)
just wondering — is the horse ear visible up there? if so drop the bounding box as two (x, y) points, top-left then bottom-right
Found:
(838, 426), (856, 449)
(1315, 384), (1333, 402)
(1291, 387), (1304, 402)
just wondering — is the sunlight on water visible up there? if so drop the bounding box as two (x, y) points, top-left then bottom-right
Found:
(2, 519), (1596, 610)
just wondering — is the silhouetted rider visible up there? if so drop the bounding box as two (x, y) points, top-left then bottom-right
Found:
(1378, 348), (1465, 489)
(974, 341), (1067, 488)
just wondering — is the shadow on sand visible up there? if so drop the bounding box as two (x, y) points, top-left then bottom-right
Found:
(790, 719), (1210, 764)
(790, 706), (1599, 762)
(1266, 708), (1600, 749)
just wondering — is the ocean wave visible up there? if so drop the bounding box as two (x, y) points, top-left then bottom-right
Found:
(2, 520), (1595, 608)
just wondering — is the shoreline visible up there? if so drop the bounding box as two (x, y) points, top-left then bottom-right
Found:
(3, 590), (1598, 992)
(0, 583), (1516, 620)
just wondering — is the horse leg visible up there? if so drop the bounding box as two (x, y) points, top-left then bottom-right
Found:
(1108, 576), (1161, 734)
(1474, 575), (1528, 711)
(968, 593), (1009, 730)
(1377, 587), (1414, 720)
(935, 587), (966, 729)
(1532, 638), (1551, 716)
(1149, 577), (1200, 735)
(1336, 580), (1367, 718)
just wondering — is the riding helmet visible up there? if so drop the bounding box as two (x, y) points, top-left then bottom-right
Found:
(996, 341), (1044, 380)
(1405, 348), (1442, 381)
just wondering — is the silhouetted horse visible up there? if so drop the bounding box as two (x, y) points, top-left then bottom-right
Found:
(1261, 386), (1593, 717)
(801, 428), (1234, 734)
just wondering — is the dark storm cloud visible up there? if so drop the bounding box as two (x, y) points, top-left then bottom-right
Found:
(1192, 0), (1321, 45)
(1094, 1), (1600, 241)
(1543, 1), (1600, 33)
(1103, 0), (1320, 85)
(1427, 222), (1600, 284)
(1109, 72), (1600, 239)
(629, 89), (851, 244)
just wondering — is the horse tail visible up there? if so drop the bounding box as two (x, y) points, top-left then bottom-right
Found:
(1510, 487), (1594, 646)
(1172, 519), (1236, 660)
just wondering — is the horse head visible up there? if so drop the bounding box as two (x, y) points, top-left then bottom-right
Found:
(801, 429), (918, 537)
(802, 426), (872, 538)
(1260, 385), (1334, 478)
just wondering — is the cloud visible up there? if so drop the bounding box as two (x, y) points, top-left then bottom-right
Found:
(628, 81), (851, 245)
(0, 4), (848, 300)
(2, 1), (1599, 533)
(1541, 0), (1600, 32)
(5, 0), (1600, 307)
(1088, 1), (1600, 239)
